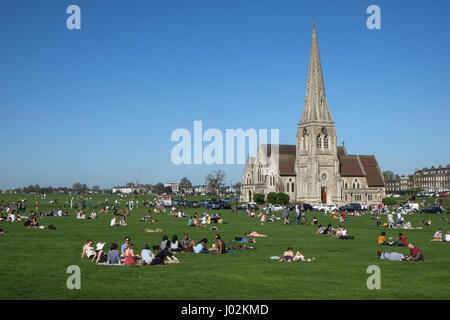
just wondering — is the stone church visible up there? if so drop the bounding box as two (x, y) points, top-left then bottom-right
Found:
(242, 25), (385, 205)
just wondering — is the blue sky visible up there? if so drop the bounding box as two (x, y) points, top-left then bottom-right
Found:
(1, 0), (449, 189)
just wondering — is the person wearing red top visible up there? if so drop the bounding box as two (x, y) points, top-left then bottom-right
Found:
(407, 243), (424, 261)
(398, 233), (408, 247)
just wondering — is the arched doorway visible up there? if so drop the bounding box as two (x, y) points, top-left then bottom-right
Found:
(321, 187), (330, 204)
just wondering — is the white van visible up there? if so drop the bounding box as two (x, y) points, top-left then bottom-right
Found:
(401, 203), (419, 213)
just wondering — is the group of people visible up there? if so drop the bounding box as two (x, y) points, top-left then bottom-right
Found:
(316, 223), (354, 240)
(431, 228), (450, 242)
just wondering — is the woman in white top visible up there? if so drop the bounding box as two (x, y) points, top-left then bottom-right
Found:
(81, 240), (97, 261)
(170, 235), (181, 252)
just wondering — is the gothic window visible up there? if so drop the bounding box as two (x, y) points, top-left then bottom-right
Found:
(345, 182), (348, 189)
(317, 134), (322, 149)
(286, 182), (290, 192)
(324, 135), (329, 149)
(291, 182), (295, 192)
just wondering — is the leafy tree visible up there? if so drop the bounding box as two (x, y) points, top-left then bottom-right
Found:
(153, 183), (165, 194)
(72, 182), (84, 192)
(267, 192), (289, 205)
(254, 193), (265, 204)
(179, 177), (192, 187)
(382, 197), (397, 206)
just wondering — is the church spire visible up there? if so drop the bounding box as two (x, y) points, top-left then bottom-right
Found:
(300, 23), (333, 124)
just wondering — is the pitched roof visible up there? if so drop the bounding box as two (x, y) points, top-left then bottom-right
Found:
(260, 144), (296, 157)
(260, 144), (296, 176)
(339, 155), (365, 177)
(359, 155), (385, 187)
(339, 154), (385, 187)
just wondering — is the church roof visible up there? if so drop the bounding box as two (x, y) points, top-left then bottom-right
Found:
(260, 144), (296, 176)
(339, 154), (385, 187)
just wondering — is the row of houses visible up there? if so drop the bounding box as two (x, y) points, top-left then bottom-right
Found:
(386, 165), (450, 193)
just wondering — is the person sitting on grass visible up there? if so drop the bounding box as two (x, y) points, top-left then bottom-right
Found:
(118, 216), (127, 227)
(398, 233), (409, 247)
(312, 216), (319, 225)
(431, 229), (443, 241)
(107, 243), (121, 265)
(377, 250), (406, 261)
(76, 211), (86, 219)
(170, 235), (181, 252)
(122, 243), (138, 266)
(377, 232), (389, 245)
(211, 234), (227, 254)
(121, 236), (131, 256)
(141, 244), (165, 265)
(316, 224), (326, 235)
(444, 230), (450, 242)
(194, 239), (209, 254)
(158, 235), (179, 262)
(81, 240), (97, 261)
(182, 233), (195, 252)
(95, 242), (107, 263)
(407, 243), (424, 261)
(89, 211), (97, 219)
(279, 247), (295, 262)
(421, 219), (432, 226)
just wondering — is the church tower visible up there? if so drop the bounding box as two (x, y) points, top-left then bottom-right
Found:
(295, 23), (342, 204)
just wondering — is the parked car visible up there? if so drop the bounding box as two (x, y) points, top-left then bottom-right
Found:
(220, 200), (232, 209)
(187, 201), (199, 208)
(400, 203), (419, 213)
(238, 203), (259, 211)
(312, 203), (328, 211)
(339, 203), (363, 212)
(198, 200), (210, 208)
(287, 203), (313, 212)
(420, 206), (444, 214)
(263, 204), (284, 212)
(206, 201), (222, 210)
(438, 191), (449, 197)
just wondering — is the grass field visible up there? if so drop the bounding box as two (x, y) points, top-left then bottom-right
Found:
(0, 194), (450, 300)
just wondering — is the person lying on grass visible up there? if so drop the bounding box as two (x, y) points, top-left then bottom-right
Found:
(279, 247), (315, 262)
(232, 236), (256, 244)
(245, 231), (267, 237)
(377, 250), (407, 261)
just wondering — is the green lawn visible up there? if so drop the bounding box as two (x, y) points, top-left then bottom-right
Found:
(0, 193), (449, 300)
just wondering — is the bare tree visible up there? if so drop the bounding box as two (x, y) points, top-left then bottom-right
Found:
(205, 170), (226, 196)
(383, 170), (396, 182)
